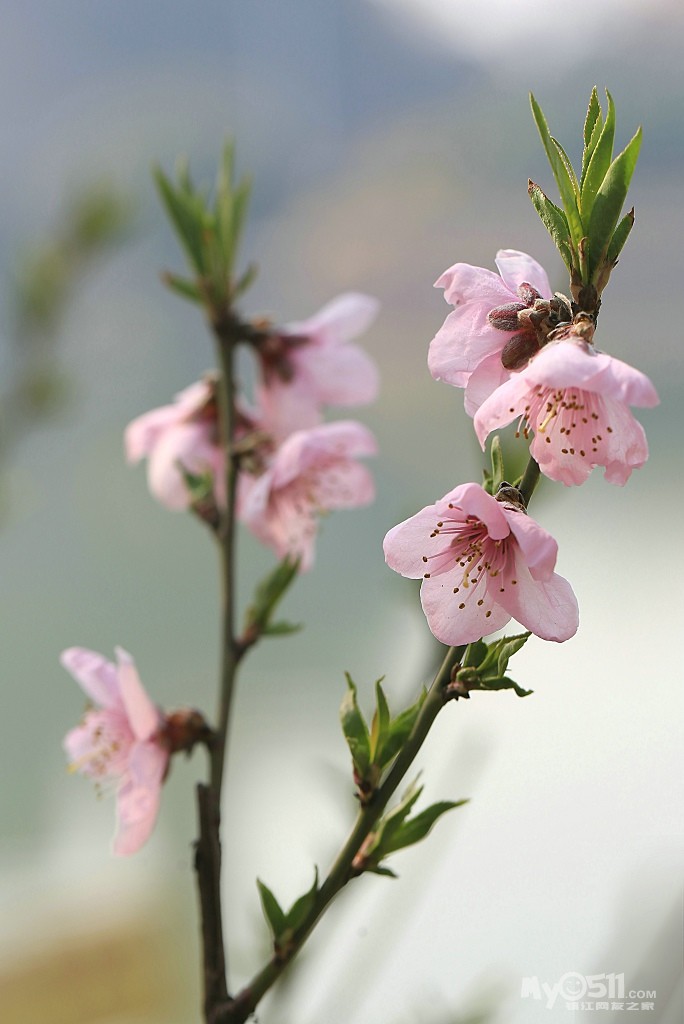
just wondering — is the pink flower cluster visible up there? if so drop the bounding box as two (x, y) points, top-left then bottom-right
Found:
(384, 248), (658, 648)
(126, 293), (379, 569)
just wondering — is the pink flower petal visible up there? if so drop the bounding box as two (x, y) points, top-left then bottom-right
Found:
(499, 504), (558, 579)
(113, 742), (168, 856)
(496, 550), (579, 642)
(60, 647), (119, 708)
(441, 482), (510, 540)
(421, 571), (512, 646)
(147, 422), (223, 510)
(495, 249), (552, 299)
(300, 344), (380, 407)
(115, 648), (160, 742)
(286, 292), (379, 345)
(434, 263), (513, 307)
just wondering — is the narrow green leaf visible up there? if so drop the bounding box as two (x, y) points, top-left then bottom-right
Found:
(379, 779), (423, 845)
(529, 95), (584, 246)
(587, 127), (642, 278)
(243, 555), (300, 633)
(367, 864), (398, 878)
(551, 137), (580, 197)
(462, 639), (488, 669)
(370, 679), (391, 762)
(232, 261), (258, 299)
(581, 114), (603, 189)
(340, 674), (371, 775)
(161, 271), (203, 304)
(527, 182), (573, 271)
(490, 435), (505, 493)
(378, 688), (426, 767)
(493, 631), (531, 677)
(153, 166), (206, 275)
(581, 90), (616, 221)
(261, 620), (302, 637)
(479, 676), (533, 698)
(583, 86), (602, 151)
(383, 800), (468, 855)
(257, 879), (287, 939)
(285, 869), (319, 932)
(605, 207), (635, 266)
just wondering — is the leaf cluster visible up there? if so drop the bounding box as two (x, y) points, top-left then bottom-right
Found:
(257, 870), (319, 958)
(356, 778), (467, 878)
(340, 675), (426, 803)
(153, 142), (255, 310)
(529, 88), (641, 308)
(451, 633), (533, 699)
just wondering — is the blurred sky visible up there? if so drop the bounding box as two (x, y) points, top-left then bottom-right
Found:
(1, 3), (682, 1023)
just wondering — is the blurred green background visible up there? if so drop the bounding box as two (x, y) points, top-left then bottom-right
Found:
(1, 2), (682, 1022)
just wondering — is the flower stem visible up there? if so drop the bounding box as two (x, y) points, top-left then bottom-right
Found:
(518, 455), (541, 506)
(219, 644), (466, 1024)
(194, 310), (242, 1018)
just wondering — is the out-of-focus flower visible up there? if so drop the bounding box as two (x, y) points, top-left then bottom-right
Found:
(125, 377), (225, 510)
(256, 293), (379, 438)
(239, 420), (377, 571)
(383, 482), (578, 646)
(473, 339), (659, 486)
(429, 249), (561, 415)
(62, 646), (170, 856)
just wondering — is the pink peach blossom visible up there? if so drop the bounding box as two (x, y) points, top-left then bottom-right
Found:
(62, 646), (170, 856)
(383, 482), (578, 646)
(473, 340), (660, 486)
(257, 293), (379, 438)
(238, 420), (377, 571)
(125, 378), (225, 510)
(429, 249), (553, 415)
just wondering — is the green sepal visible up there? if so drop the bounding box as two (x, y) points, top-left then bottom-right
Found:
(257, 879), (287, 940)
(243, 555), (300, 638)
(454, 633), (532, 699)
(527, 181), (573, 272)
(529, 94), (584, 247)
(492, 631), (531, 677)
(462, 639), (488, 669)
(153, 164), (207, 275)
(586, 126), (642, 280)
(340, 674), (371, 777)
(580, 90), (616, 221)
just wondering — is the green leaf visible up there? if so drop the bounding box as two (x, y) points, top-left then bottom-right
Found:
(586, 126), (642, 279)
(161, 271), (203, 304)
(285, 869), (319, 932)
(605, 207), (635, 266)
(177, 464), (214, 505)
(581, 90), (616, 221)
(261, 620), (302, 637)
(581, 113), (603, 189)
(232, 261), (258, 299)
(479, 676), (533, 698)
(462, 639), (488, 669)
(489, 435), (505, 493)
(257, 879), (287, 940)
(382, 799), (467, 855)
(527, 181), (573, 271)
(529, 95), (584, 246)
(582, 86), (602, 152)
(551, 137), (580, 198)
(493, 631), (531, 677)
(340, 674), (371, 775)
(377, 688), (426, 767)
(370, 679), (391, 762)
(243, 555), (300, 635)
(367, 864), (398, 878)
(153, 165), (206, 275)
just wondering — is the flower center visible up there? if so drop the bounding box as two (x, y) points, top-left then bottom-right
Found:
(515, 385), (614, 459)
